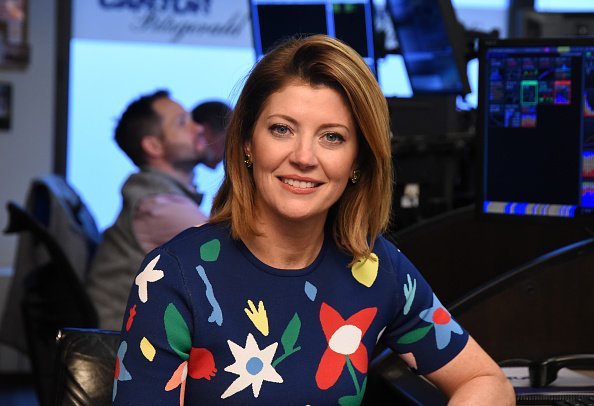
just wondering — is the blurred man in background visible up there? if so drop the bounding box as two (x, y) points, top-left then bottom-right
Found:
(87, 89), (210, 330)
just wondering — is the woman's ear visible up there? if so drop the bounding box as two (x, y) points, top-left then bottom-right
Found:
(141, 135), (163, 159)
(244, 141), (252, 158)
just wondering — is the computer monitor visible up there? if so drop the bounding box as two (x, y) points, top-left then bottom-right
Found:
(511, 9), (594, 38)
(249, 0), (376, 73)
(386, 0), (470, 95)
(477, 37), (594, 221)
(534, 0), (594, 12)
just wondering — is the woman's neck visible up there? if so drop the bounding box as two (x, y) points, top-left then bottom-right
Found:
(243, 216), (326, 270)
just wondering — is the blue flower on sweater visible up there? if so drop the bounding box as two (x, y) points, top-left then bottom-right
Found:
(113, 340), (132, 401)
(419, 294), (463, 350)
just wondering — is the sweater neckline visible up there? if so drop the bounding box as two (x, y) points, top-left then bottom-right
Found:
(235, 235), (329, 277)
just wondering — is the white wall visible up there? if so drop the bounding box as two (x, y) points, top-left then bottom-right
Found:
(0, 0), (56, 372)
(0, 0), (56, 270)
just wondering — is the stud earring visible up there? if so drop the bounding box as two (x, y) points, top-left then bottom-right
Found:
(243, 154), (253, 168)
(350, 169), (361, 184)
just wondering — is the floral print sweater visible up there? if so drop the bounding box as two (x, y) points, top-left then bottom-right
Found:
(113, 223), (468, 405)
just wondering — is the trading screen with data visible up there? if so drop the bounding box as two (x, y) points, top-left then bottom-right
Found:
(479, 38), (594, 219)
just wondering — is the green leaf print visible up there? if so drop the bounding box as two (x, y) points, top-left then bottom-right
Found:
(338, 394), (362, 406)
(272, 313), (302, 367)
(338, 376), (367, 406)
(164, 303), (191, 360)
(281, 313), (301, 353)
(200, 239), (221, 262)
(397, 324), (434, 345)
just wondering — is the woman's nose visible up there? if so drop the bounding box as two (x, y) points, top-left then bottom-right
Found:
(290, 138), (317, 168)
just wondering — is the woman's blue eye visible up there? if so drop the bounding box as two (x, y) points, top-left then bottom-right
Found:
(325, 133), (344, 143)
(271, 124), (290, 135)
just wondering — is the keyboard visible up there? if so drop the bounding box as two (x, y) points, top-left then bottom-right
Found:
(517, 392), (594, 405)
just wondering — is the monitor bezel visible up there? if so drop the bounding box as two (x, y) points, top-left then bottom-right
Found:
(388, 0), (471, 96)
(475, 36), (594, 226)
(248, 0), (377, 73)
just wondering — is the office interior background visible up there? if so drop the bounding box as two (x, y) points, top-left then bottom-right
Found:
(1, 0), (594, 400)
(0, 0), (513, 268)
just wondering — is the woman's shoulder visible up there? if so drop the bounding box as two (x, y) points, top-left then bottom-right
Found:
(372, 234), (402, 258)
(371, 234), (418, 274)
(159, 222), (232, 254)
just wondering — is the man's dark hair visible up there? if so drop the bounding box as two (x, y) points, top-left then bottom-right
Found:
(191, 100), (232, 134)
(114, 89), (170, 167)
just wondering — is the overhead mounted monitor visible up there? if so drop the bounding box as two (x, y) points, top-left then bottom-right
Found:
(477, 37), (594, 222)
(534, 0), (594, 12)
(386, 0), (470, 95)
(451, 0), (508, 6)
(249, 0), (376, 74)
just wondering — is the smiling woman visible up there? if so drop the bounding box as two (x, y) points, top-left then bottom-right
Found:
(244, 82), (359, 259)
(113, 35), (515, 405)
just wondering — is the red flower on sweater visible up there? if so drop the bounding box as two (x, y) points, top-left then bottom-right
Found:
(315, 302), (377, 390)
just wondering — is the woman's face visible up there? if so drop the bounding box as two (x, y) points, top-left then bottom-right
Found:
(246, 81), (359, 227)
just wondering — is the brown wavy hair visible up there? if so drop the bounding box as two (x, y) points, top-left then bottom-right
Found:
(210, 34), (393, 261)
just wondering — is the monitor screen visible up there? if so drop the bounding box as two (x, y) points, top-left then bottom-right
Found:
(477, 37), (594, 220)
(386, 0), (470, 95)
(534, 0), (594, 12)
(249, 0), (376, 73)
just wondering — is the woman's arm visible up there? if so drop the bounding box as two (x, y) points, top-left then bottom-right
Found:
(426, 336), (515, 405)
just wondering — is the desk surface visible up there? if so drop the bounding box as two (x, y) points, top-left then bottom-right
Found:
(504, 367), (594, 405)
(505, 366), (594, 388)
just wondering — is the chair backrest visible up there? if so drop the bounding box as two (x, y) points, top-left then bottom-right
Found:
(54, 328), (120, 406)
(26, 174), (100, 275)
(0, 174), (100, 346)
(449, 238), (594, 361)
(0, 174), (100, 406)
(390, 205), (591, 305)
(364, 239), (594, 403)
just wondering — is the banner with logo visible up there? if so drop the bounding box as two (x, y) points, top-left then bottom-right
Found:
(73, 0), (253, 47)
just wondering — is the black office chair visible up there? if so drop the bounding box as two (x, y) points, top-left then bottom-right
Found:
(364, 237), (594, 403)
(2, 202), (99, 406)
(0, 175), (100, 406)
(449, 237), (594, 363)
(54, 328), (120, 406)
(447, 237), (594, 402)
